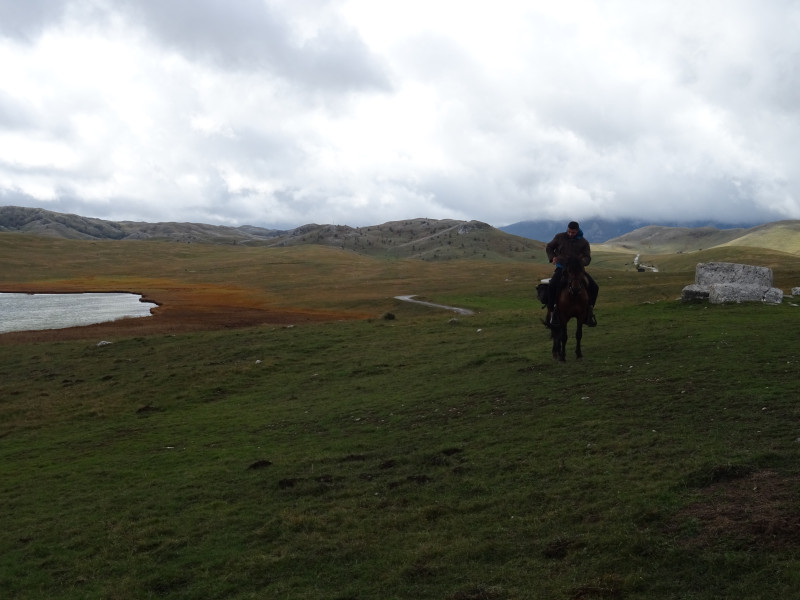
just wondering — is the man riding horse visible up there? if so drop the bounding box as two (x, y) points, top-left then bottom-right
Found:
(545, 221), (598, 327)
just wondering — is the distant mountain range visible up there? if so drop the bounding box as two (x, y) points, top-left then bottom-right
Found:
(0, 205), (285, 243)
(0, 206), (540, 260)
(499, 218), (761, 243)
(2, 205), (798, 258)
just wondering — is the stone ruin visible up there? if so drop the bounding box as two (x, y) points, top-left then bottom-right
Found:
(681, 262), (784, 304)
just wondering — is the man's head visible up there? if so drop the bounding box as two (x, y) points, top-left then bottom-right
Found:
(567, 221), (580, 238)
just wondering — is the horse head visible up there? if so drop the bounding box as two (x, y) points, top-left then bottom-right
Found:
(564, 256), (587, 297)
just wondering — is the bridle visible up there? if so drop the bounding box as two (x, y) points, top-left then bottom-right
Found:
(565, 266), (586, 297)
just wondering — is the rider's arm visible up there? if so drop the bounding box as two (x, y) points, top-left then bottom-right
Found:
(545, 237), (558, 263)
(582, 240), (592, 266)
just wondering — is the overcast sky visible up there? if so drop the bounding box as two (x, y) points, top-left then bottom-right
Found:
(1, 0), (799, 229)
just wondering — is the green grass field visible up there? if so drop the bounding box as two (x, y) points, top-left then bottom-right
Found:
(1, 236), (799, 599)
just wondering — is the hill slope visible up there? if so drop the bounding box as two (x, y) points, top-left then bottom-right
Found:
(0, 206), (545, 261)
(603, 220), (800, 255)
(0, 205), (284, 243)
(500, 218), (759, 244)
(265, 218), (543, 260)
(4, 205), (799, 258)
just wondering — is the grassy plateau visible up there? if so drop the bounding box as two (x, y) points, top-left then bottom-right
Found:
(1, 234), (800, 599)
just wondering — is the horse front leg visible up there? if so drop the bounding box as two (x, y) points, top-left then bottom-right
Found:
(551, 326), (560, 360)
(574, 321), (583, 359)
(558, 323), (567, 361)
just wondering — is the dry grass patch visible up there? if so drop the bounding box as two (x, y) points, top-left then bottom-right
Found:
(0, 277), (364, 342)
(673, 470), (800, 551)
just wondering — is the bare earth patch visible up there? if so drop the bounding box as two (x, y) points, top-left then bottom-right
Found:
(673, 470), (800, 550)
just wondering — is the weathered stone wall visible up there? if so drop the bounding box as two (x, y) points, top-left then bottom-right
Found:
(707, 284), (783, 304)
(681, 261), (784, 304)
(694, 262), (773, 288)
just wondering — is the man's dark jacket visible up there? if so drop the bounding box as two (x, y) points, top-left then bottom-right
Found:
(545, 231), (592, 268)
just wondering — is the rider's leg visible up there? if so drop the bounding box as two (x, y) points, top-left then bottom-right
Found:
(585, 273), (599, 326)
(548, 268), (562, 323)
(587, 273), (599, 306)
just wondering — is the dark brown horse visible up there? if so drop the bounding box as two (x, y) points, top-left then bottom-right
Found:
(547, 256), (591, 361)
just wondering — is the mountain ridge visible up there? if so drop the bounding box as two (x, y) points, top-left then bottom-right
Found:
(0, 205), (286, 242)
(0, 206), (542, 261)
(2, 205), (798, 257)
(499, 217), (761, 244)
(601, 220), (800, 255)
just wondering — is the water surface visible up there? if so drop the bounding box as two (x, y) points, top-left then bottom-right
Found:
(0, 293), (157, 334)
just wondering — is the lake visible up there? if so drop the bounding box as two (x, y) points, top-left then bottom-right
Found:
(0, 293), (158, 334)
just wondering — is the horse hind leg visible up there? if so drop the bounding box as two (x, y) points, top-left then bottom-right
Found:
(575, 322), (583, 359)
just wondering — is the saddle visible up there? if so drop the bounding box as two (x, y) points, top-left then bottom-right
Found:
(536, 282), (550, 306)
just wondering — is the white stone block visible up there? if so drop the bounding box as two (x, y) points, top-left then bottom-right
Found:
(708, 283), (783, 305)
(695, 262), (773, 287)
(680, 284), (709, 301)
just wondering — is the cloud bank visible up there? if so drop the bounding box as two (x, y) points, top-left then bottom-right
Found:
(1, 0), (799, 228)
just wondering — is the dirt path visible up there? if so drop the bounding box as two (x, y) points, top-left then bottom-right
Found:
(394, 295), (474, 315)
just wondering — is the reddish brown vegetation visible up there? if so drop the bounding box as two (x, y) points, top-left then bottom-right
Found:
(0, 281), (364, 343)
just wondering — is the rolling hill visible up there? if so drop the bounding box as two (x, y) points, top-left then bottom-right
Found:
(602, 220), (800, 255)
(3, 205), (799, 259)
(0, 206), (544, 261)
(0, 205), (284, 243)
(499, 217), (760, 243)
(266, 218), (543, 260)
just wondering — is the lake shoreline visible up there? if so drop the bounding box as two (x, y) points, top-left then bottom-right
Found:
(0, 292), (158, 335)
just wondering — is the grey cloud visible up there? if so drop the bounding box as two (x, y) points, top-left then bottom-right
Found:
(1, 0), (798, 229)
(0, 0), (68, 41)
(392, 33), (476, 83)
(0, 188), (127, 222)
(120, 0), (289, 67)
(0, 0), (392, 93)
(118, 0), (392, 93)
(0, 91), (35, 129)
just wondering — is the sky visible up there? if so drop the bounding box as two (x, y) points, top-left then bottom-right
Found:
(1, 0), (799, 229)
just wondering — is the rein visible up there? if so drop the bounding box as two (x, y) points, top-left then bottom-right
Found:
(565, 270), (586, 297)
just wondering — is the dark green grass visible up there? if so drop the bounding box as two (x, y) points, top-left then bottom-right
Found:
(2, 288), (799, 599)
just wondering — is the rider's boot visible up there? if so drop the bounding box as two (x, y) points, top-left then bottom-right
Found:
(585, 305), (597, 327)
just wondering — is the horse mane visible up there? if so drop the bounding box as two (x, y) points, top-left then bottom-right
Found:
(564, 256), (587, 282)
(565, 255), (585, 273)
(557, 256), (589, 314)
